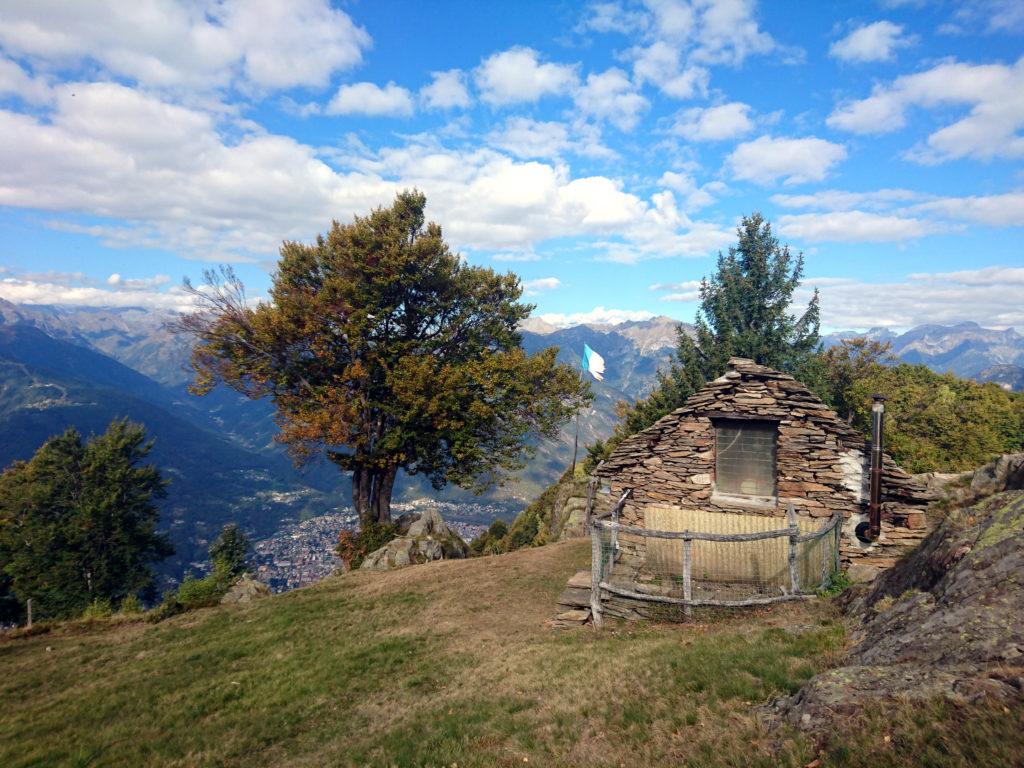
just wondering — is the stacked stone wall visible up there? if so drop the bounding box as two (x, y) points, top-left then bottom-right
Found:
(596, 357), (932, 568)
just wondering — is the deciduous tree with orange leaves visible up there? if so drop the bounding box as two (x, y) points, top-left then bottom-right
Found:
(175, 191), (588, 526)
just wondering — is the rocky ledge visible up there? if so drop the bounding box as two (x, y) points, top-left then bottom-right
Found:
(768, 489), (1024, 732)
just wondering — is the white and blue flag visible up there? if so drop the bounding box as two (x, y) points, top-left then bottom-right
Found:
(582, 343), (605, 382)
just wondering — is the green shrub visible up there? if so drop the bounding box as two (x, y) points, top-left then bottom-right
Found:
(80, 598), (113, 620)
(118, 594), (143, 614)
(336, 521), (398, 570)
(817, 570), (852, 597)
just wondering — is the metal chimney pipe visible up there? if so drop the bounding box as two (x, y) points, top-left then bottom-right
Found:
(867, 394), (886, 541)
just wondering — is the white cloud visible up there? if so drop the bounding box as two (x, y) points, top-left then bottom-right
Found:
(657, 171), (726, 211)
(326, 82), (414, 117)
(688, 0), (777, 66)
(486, 117), (570, 159)
(0, 273), (195, 312)
(0, 76), (735, 265)
(829, 21), (913, 63)
(0, 56), (51, 104)
(536, 306), (656, 327)
(907, 192), (1024, 226)
(474, 47), (578, 105)
(771, 188), (924, 211)
(671, 101), (752, 141)
(107, 273), (171, 289)
(631, 41), (708, 98)
(523, 276), (561, 295)
(827, 57), (1024, 163)
(804, 267), (1024, 329)
(573, 68), (648, 131)
(420, 69), (471, 110)
(650, 278), (701, 302)
(0, 0), (371, 92)
(727, 135), (847, 185)
(492, 252), (541, 262)
(778, 211), (944, 242)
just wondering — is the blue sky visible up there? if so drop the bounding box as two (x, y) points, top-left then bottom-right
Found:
(0, 0), (1022, 331)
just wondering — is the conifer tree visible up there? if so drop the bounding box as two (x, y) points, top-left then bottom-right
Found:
(606, 213), (820, 449)
(0, 419), (172, 619)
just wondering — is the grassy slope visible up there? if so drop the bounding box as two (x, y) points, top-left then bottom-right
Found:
(1, 540), (1019, 768)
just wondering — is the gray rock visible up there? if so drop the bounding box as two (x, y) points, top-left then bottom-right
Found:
(970, 453), (1024, 497)
(359, 508), (469, 571)
(220, 575), (271, 604)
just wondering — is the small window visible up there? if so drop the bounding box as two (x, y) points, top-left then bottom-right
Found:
(715, 420), (777, 498)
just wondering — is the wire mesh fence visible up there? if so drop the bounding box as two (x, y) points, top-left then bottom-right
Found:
(590, 498), (841, 624)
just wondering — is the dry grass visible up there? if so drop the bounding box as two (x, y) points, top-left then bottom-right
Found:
(0, 539), (1013, 767)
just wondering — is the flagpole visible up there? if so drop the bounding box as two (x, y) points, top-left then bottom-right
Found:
(571, 359), (583, 475)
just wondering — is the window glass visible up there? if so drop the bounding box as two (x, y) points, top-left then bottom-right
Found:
(715, 421), (777, 497)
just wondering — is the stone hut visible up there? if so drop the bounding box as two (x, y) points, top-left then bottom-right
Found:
(595, 357), (931, 574)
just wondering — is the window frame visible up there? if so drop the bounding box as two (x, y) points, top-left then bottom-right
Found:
(711, 417), (780, 506)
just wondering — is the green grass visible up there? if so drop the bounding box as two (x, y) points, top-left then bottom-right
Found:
(0, 539), (1018, 767)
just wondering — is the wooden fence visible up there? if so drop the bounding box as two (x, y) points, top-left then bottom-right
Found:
(589, 495), (842, 628)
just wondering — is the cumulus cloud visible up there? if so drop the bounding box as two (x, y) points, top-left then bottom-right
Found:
(0, 272), (195, 311)
(803, 267), (1024, 329)
(0, 78), (735, 264)
(771, 188), (924, 211)
(650, 278), (702, 302)
(631, 41), (709, 98)
(829, 21), (913, 63)
(573, 67), (648, 131)
(0, 0), (371, 92)
(657, 171), (726, 211)
(827, 57), (1024, 162)
(671, 101), (753, 141)
(474, 47), (578, 105)
(771, 189), (1024, 234)
(727, 135), (847, 185)
(485, 117), (570, 159)
(420, 69), (471, 110)
(326, 82), (414, 117)
(536, 306), (656, 327)
(0, 56), (52, 104)
(778, 211), (945, 242)
(523, 276), (561, 295)
(907, 192), (1024, 227)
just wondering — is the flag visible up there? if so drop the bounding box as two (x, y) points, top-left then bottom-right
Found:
(582, 343), (605, 381)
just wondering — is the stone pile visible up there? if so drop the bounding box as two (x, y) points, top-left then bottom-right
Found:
(360, 508), (469, 571)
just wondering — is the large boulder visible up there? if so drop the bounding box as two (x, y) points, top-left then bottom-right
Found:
(768, 490), (1024, 732)
(360, 508), (469, 571)
(220, 575), (272, 604)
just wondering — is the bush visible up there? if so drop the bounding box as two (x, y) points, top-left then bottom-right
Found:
(468, 519), (510, 556)
(80, 598), (113, 620)
(118, 594), (143, 614)
(336, 521), (398, 570)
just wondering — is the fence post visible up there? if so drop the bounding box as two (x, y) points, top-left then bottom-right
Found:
(590, 526), (603, 629)
(26, 598), (33, 629)
(833, 513), (842, 575)
(682, 536), (693, 618)
(584, 474), (598, 534)
(786, 502), (800, 595)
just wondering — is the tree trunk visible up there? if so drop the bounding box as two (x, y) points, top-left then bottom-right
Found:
(373, 464), (398, 523)
(351, 463), (397, 527)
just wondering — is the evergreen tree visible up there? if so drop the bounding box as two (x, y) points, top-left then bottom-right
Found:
(209, 523), (250, 577)
(605, 213), (820, 451)
(175, 191), (589, 526)
(0, 420), (172, 619)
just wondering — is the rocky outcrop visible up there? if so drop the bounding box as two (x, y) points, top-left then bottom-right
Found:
(917, 452), (1024, 510)
(769, 491), (1024, 732)
(360, 508), (468, 571)
(220, 575), (272, 604)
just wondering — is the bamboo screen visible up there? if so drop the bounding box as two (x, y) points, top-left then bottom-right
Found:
(643, 505), (823, 589)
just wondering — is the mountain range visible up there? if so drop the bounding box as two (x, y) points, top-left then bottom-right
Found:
(1, 298), (1021, 583)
